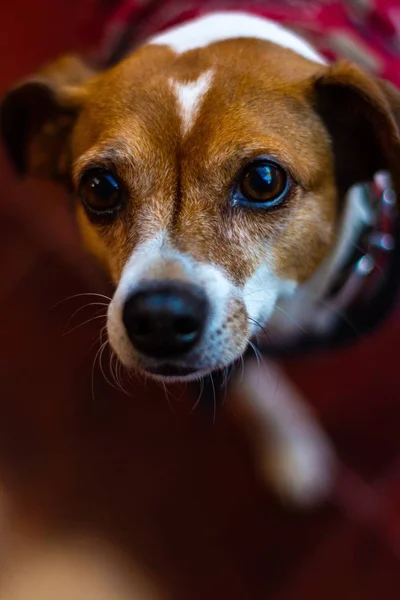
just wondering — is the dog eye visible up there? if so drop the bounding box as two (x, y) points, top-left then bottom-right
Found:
(79, 169), (123, 215)
(235, 160), (288, 208)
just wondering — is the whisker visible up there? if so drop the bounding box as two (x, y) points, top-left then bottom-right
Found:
(239, 354), (245, 384)
(247, 316), (270, 340)
(248, 340), (264, 369)
(273, 368), (281, 400)
(161, 381), (176, 414)
(91, 340), (108, 402)
(101, 341), (130, 395)
(109, 351), (121, 392)
(53, 292), (112, 309)
(114, 355), (125, 392)
(89, 325), (108, 354)
(221, 366), (230, 389)
(99, 340), (115, 390)
(62, 301), (109, 333)
(226, 364), (236, 390)
(220, 366), (233, 406)
(191, 377), (205, 413)
(210, 375), (217, 425)
(63, 311), (107, 336)
(116, 356), (130, 396)
(274, 305), (306, 333)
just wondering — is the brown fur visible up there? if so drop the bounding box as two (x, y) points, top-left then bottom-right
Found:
(2, 37), (400, 361)
(69, 41), (337, 285)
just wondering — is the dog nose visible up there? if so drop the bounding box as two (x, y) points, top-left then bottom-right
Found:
(122, 282), (208, 358)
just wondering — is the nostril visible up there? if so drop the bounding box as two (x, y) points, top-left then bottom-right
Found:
(128, 315), (200, 341)
(173, 316), (199, 340)
(129, 317), (151, 337)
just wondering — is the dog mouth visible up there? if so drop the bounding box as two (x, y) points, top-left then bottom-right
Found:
(144, 364), (200, 378)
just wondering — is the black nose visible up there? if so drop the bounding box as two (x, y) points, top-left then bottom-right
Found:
(122, 282), (208, 359)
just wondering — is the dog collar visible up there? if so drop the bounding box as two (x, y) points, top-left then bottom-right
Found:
(254, 172), (400, 358)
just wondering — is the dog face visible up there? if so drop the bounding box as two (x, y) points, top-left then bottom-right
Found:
(2, 15), (400, 381)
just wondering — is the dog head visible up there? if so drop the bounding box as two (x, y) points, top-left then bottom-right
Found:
(2, 14), (400, 381)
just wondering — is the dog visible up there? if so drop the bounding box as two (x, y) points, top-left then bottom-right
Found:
(2, 10), (400, 594)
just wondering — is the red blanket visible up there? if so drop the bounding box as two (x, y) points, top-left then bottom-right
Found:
(91, 0), (400, 88)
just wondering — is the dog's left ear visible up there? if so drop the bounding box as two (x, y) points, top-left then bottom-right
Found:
(1, 54), (95, 180)
(313, 61), (400, 197)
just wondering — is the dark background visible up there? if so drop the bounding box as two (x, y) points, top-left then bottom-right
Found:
(1, 1), (400, 597)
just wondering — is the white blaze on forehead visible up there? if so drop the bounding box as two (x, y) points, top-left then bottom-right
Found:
(169, 69), (214, 135)
(149, 11), (326, 65)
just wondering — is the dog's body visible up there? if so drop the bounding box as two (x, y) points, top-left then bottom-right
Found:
(2, 10), (400, 598)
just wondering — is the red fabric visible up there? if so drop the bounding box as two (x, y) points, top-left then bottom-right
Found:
(96, 0), (400, 87)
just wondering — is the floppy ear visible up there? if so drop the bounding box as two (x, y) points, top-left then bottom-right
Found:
(0, 55), (95, 181)
(313, 60), (400, 197)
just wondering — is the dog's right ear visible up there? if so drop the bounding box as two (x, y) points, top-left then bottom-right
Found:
(1, 55), (95, 180)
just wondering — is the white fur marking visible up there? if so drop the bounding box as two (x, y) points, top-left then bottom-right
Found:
(244, 263), (297, 334)
(170, 70), (213, 135)
(107, 232), (237, 375)
(107, 233), (169, 367)
(149, 12), (326, 65)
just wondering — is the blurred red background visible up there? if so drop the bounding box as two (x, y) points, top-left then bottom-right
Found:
(0, 0), (400, 598)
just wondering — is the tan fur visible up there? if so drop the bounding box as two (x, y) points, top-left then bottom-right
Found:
(2, 30), (400, 372)
(70, 41), (336, 287)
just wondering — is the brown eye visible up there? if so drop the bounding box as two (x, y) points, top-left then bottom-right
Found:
(79, 168), (123, 215)
(237, 161), (288, 207)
